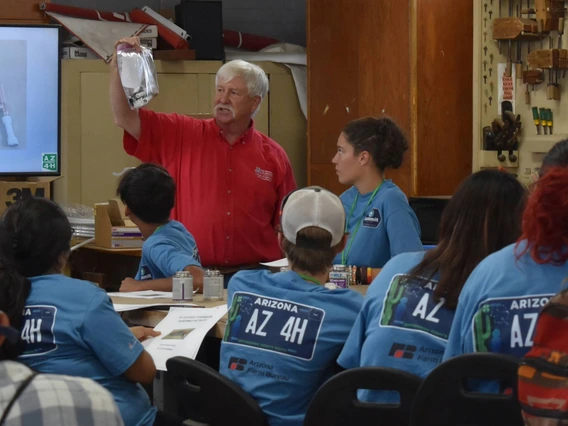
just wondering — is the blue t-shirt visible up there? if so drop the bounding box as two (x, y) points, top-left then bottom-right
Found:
(444, 242), (568, 361)
(219, 270), (363, 426)
(18, 274), (156, 426)
(338, 251), (454, 402)
(136, 220), (201, 280)
(333, 180), (423, 268)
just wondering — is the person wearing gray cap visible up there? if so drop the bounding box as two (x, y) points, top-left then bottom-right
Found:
(219, 186), (363, 426)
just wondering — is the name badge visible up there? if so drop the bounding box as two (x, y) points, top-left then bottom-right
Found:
(363, 208), (381, 228)
(224, 292), (325, 360)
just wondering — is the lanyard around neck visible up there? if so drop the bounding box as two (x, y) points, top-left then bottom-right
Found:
(341, 183), (383, 265)
(297, 273), (322, 286)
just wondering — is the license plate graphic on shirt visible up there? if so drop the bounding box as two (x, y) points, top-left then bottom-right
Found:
(20, 306), (58, 357)
(472, 294), (553, 357)
(379, 274), (454, 341)
(223, 292), (325, 360)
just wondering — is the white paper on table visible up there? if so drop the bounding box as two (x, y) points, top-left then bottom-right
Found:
(142, 306), (229, 370)
(113, 302), (199, 312)
(107, 291), (173, 299)
(259, 258), (288, 268)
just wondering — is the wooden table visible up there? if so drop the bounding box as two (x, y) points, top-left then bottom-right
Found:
(114, 292), (229, 338)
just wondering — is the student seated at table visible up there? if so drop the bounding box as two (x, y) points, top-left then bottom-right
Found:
(0, 197), (160, 426)
(444, 165), (568, 362)
(337, 169), (526, 401)
(117, 163), (204, 292)
(331, 117), (423, 277)
(220, 187), (364, 426)
(0, 309), (125, 425)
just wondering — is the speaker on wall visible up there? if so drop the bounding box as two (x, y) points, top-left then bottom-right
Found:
(175, 1), (225, 61)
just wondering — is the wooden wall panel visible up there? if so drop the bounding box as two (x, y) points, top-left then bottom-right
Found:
(415, 0), (473, 195)
(308, 0), (412, 195)
(0, 0), (48, 21)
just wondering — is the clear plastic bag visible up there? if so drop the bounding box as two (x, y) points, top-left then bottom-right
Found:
(117, 44), (159, 109)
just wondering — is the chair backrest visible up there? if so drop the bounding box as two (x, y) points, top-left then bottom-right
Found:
(304, 367), (422, 426)
(164, 356), (266, 426)
(409, 353), (524, 426)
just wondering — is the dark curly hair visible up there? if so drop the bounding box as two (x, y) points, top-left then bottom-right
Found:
(342, 117), (409, 171)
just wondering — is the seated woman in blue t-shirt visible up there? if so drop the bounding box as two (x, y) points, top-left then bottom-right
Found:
(444, 163), (568, 362)
(337, 169), (526, 401)
(0, 197), (160, 426)
(331, 117), (423, 277)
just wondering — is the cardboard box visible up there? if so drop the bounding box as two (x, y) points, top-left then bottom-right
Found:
(140, 25), (158, 38)
(0, 177), (58, 215)
(140, 38), (158, 49)
(94, 199), (143, 249)
(62, 46), (99, 60)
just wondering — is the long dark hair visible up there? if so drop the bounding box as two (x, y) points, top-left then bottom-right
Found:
(408, 169), (527, 308)
(342, 117), (408, 171)
(0, 197), (72, 359)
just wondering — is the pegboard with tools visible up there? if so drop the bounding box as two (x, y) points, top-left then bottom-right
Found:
(474, 0), (568, 187)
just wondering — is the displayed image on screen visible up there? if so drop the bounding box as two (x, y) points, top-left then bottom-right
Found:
(0, 25), (60, 176)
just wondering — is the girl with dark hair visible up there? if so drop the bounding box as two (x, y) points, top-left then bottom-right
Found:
(0, 197), (159, 426)
(338, 169), (526, 400)
(444, 166), (568, 361)
(331, 117), (423, 275)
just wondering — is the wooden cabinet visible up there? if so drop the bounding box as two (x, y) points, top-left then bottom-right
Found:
(56, 60), (306, 206)
(307, 0), (474, 196)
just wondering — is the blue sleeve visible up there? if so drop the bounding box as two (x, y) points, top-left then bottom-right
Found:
(385, 209), (423, 257)
(337, 303), (367, 369)
(149, 242), (201, 277)
(81, 290), (144, 376)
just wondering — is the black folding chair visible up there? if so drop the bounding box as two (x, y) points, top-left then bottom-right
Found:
(163, 356), (266, 426)
(409, 353), (524, 426)
(304, 367), (422, 426)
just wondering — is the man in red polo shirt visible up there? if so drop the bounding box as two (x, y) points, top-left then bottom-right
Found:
(109, 37), (296, 279)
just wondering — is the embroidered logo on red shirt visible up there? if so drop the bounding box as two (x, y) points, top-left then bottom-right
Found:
(255, 167), (273, 182)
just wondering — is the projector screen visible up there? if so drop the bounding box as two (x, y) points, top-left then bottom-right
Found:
(0, 25), (60, 176)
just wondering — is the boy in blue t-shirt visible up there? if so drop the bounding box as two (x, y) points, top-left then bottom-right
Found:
(220, 187), (363, 426)
(117, 163), (203, 292)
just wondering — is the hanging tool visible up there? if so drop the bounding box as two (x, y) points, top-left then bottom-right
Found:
(539, 107), (547, 134)
(546, 108), (553, 134)
(485, 3), (488, 12)
(532, 106), (540, 134)
(490, 53), (494, 65)
(483, 60), (487, 72)
(525, 83), (531, 104)
(489, 10), (493, 19)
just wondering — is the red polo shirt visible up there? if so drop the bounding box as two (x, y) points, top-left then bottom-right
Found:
(123, 109), (296, 267)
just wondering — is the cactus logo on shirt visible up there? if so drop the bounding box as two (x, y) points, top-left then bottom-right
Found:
(472, 294), (553, 357)
(380, 274), (454, 341)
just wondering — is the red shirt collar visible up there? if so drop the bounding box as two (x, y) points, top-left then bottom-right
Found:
(214, 119), (256, 145)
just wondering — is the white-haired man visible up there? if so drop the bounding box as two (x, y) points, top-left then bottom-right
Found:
(110, 37), (296, 281)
